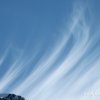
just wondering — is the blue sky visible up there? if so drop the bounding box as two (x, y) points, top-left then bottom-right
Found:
(0, 0), (100, 100)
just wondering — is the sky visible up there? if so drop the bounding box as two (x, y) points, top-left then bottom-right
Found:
(0, 0), (100, 100)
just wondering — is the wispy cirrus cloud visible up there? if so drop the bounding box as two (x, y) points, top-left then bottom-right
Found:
(0, 1), (100, 100)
